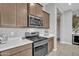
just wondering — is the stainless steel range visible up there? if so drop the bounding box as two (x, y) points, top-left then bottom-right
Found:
(25, 32), (48, 56)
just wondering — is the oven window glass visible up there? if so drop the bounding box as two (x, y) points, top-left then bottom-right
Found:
(34, 44), (48, 56)
(34, 45), (43, 52)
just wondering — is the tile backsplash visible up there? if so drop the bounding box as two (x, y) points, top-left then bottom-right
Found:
(0, 28), (26, 37)
(0, 28), (49, 38)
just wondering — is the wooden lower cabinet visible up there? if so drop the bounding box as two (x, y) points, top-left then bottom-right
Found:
(48, 37), (54, 53)
(0, 43), (32, 56)
(12, 48), (32, 56)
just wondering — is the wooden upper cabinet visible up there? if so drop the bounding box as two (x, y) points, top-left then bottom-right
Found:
(35, 3), (43, 17)
(0, 4), (16, 27)
(0, 5), (1, 25)
(16, 3), (27, 27)
(28, 3), (43, 17)
(0, 3), (50, 28)
(28, 3), (36, 16)
(42, 11), (49, 28)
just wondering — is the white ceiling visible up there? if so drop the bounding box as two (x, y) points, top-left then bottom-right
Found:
(55, 3), (79, 16)
(42, 3), (79, 11)
(42, 3), (79, 15)
(56, 3), (79, 12)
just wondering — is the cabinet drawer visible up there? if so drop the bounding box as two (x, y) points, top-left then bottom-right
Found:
(0, 43), (32, 56)
(13, 48), (32, 56)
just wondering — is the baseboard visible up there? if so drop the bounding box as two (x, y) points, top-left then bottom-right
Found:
(60, 41), (72, 45)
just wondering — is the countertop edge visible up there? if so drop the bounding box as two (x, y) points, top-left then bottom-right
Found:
(0, 39), (33, 52)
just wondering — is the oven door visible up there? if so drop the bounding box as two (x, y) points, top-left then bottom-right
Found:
(34, 43), (48, 56)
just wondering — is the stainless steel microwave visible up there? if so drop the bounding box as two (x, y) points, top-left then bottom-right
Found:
(28, 15), (43, 28)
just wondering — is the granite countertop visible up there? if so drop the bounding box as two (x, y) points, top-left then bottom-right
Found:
(72, 33), (79, 36)
(39, 34), (55, 38)
(0, 37), (33, 52)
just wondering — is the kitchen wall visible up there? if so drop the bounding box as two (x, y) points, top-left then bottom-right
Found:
(0, 28), (49, 38)
(0, 28), (26, 37)
(60, 10), (72, 44)
(45, 3), (57, 50)
(57, 15), (60, 39)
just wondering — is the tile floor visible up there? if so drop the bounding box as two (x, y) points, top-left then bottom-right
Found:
(48, 43), (79, 56)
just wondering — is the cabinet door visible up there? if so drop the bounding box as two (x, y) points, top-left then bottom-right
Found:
(0, 43), (32, 56)
(42, 11), (49, 28)
(0, 3), (16, 27)
(48, 37), (54, 53)
(29, 3), (42, 17)
(16, 3), (27, 27)
(35, 3), (43, 17)
(29, 3), (36, 16)
(0, 4), (1, 25)
(13, 48), (32, 56)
